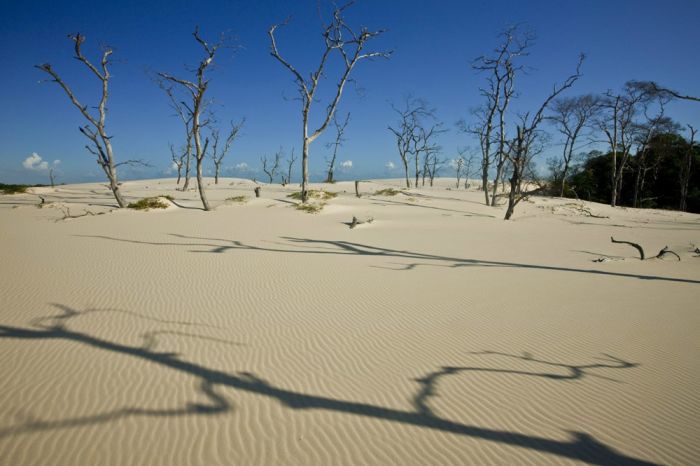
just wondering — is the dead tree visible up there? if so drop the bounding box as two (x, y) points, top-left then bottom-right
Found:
(504, 55), (584, 220)
(281, 148), (297, 186)
(261, 150), (282, 184)
(680, 125), (697, 212)
(425, 152), (446, 187)
(388, 96), (432, 188)
(415, 123), (445, 187)
(269, 1), (390, 202)
(646, 82), (700, 103)
(453, 153), (466, 188)
(160, 85), (194, 190)
(169, 143), (186, 185)
(597, 82), (653, 207)
(547, 94), (600, 197)
(158, 27), (225, 211)
(36, 34), (127, 207)
(466, 26), (532, 206)
(210, 119), (245, 184)
(49, 167), (56, 188)
(631, 106), (678, 208)
(325, 112), (350, 183)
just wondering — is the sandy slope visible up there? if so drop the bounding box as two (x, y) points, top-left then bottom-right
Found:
(0, 177), (698, 465)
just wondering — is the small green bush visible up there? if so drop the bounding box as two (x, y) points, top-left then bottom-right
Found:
(295, 202), (324, 213)
(374, 188), (403, 196)
(127, 197), (169, 210)
(288, 190), (337, 200)
(0, 183), (29, 194)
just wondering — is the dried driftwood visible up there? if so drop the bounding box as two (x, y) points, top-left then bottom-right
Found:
(348, 216), (373, 229)
(610, 237), (681, 261)
(611, 237), (645, 260)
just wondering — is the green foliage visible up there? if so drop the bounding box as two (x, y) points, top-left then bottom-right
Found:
(295, 202), (324, 213)
(162, 194), (175, 201)
(566, 133), (700, 212)
(373, 188), (403, 196)
(127, 197), (170, 210)
(0, 183), (30, 194)
(287, 190), (337, 200)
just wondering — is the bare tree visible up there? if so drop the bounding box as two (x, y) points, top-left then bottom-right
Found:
(281, 148), (297, 186)
(169, 143), (186, 185)
(210, 119), (245, 184)
(269, 1), (390, 202)
(504, 55), (584, 220)
(388, 96), (432, 188)
(597, 82), (654, 207)
(680, 125), (697, 212)
(425, 152), (446, 187)
(453, 151), (466, 188)
(160, 84), (194, 190)
(415, 122), (445, 187)
(48, 167), (56, 188)
(547, 94), (600, 197)
(631, 101), (678, 207)
(325, 112), (350, 183)
(466, 26), (533, 206)
(158, 27), (226, 211)
(645, 82), (700, 103)
(261, 149), (282, 184)
(36, 34), (127, 207)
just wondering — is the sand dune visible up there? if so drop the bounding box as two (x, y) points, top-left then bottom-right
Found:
(1, 178), (698, 465)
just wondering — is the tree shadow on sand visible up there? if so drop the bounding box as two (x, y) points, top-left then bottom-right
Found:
(76, 234), (700, 284)
(0, 304), (657, 465)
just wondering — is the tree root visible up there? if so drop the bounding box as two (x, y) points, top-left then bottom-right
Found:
(610, 237), (681, 261)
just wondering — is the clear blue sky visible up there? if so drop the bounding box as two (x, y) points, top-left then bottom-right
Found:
(1, 0), (699, 184)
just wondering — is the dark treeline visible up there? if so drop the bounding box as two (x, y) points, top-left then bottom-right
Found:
(563, 133), (700, 213)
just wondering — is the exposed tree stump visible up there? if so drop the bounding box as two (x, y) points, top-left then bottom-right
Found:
(355, 180), (361, 198)
(347, 216), (373, 229)
(254, 187), (261, 198)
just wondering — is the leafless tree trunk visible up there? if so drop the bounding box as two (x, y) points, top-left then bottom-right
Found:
(261, 150), (282, 184)
(269, 1), (390, 203)
(169, 143), (185, 185)
(453, 152), (466, 188)
(599, 82), (653, 207)
(325, 112), (350, 183)
(36, 34), (127, 207)
(210, 119), (245, 184)
(547, 94), (600, 197)
(389, 96), (431, 188)
(631, 101), (676, 208)
(281, 148), (297, 186)
(680, 125), (697, 212)
(504, 55), (584, 220)
(466, 26), (532, 206)
(159, 85), (194, 191)
(49, 168), (56, 188)
(158, 27), (225, 211)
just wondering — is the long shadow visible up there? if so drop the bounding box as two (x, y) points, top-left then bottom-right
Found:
(76, 234), (700, 284)
(369, 196), (495, 217)
(0, 304), (657, 465)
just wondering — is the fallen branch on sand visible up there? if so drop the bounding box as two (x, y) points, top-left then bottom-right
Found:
(610, 237), (680, 261)
(55, 206), (104, 222)
(347, 216), (374, 229)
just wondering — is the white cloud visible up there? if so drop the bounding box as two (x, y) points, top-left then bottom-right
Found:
(235, 162), (249, 172)
(22, 152), (49, 171)
(385, 161), (396, 170)
(340, 160), (353, 169)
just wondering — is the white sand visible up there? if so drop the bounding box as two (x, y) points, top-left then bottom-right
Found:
(1, 178), (698, 465)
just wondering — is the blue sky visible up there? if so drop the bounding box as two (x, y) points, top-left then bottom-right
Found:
(1, 0), (699, 184)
